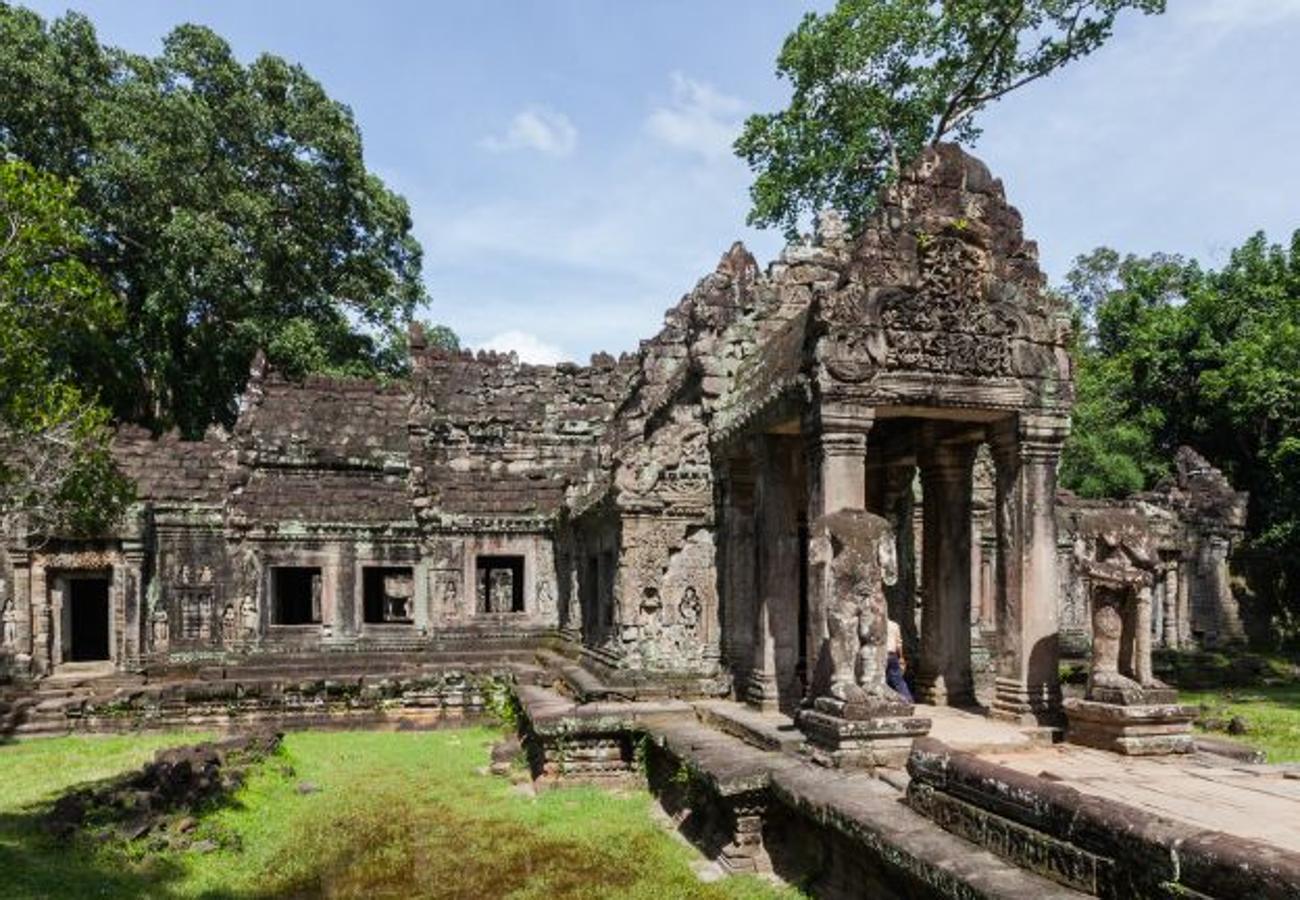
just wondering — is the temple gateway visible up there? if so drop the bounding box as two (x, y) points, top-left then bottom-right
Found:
(0, 145), (1246, 724)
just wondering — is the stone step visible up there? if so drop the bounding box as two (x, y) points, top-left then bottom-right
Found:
(1193, 734), (1267, 764)
(560, 663), (622, 702)
(642, 714), (796, 796)
(642, 713), (1085, 898)
(772, 763), (1087, 899)
(692, 700), (806, 754)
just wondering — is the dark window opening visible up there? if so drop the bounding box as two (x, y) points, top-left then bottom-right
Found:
(363, 566), (415, 624)
(272, 567), (322, 625)
(68, 577), (111, 661)
(476, 555), (525, 613)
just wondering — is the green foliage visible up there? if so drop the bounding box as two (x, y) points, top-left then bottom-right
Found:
(737, 0), (1165, 236)
(1058, 248), (1195, 499)
(1060, 233), (1300, 633)
(0, 159), (133, 535)
(1179, 686), (1300, 763)
(0, 729), (801, 899)
(0, 5), (456, 436)
(483, 678), (521, 730)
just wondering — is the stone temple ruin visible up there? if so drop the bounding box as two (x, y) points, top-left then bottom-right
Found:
(3, 146), (1291, 899)
(0, 145), (1245, 709)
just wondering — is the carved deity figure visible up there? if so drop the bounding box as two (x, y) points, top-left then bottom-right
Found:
(442, 578), (460, 621)
(679, 586), (701, 631)
(221, 603), (237, 645)
(1, 597), (17, 648)
(240, 595), (259, 640)
(489, 569), (513, 613)
(808, 510), (902, 706)
(1078, 511), (1175, 705)
(150, 602), (170, 653)
(536, 579), (555, 618)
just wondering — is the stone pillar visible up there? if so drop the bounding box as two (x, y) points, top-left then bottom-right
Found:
(1151, 572), (1164, 648)
(8, 549), (34, 677)
(122, 540), (145, 671)
(803, 404), (873, 706)
(872, 463), (920, 666)
(915, 441), (977, 707)
(1162, 564), (1179, 649)
(1206, 534), (1244, 645)
(805, 404), (873, 519)
(989, 415), (1069, 726)
(719, 457), (757, 689)
(1176, 558), (1192, 648)
(748, 435), (802, 712)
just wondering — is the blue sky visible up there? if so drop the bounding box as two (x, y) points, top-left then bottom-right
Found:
(23, 0), (1300, 363)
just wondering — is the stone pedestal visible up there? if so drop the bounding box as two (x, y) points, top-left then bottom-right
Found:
(1064, 698), (1196, 756)
(799, 696), (931, 769)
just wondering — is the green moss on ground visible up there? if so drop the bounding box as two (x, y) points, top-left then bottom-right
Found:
(1180, 685), (1300, 763)
(0, 729), (803, 899)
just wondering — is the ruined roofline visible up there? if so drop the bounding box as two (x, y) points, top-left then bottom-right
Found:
(408, 321), (637, 375)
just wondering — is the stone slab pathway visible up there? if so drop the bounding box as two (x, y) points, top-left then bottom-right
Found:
(919, 704), (1045, 754)
(985, 744), (1300, 852)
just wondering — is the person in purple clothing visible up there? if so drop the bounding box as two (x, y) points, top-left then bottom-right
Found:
(885, 617), (913, 703)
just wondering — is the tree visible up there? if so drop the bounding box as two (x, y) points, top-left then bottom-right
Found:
(1060, 235), (1300, 642)
(736, 0), (1165, 237)
(0, 5), (451, 435)
(0, 159), (133, 536)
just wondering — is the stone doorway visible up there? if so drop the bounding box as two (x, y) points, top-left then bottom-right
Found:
(865, 415), (990, 710)
(64, 575), (111, 663)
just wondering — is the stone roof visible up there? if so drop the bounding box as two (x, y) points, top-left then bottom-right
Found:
(408, 346), (632, 520)
(235, 374), (409, 471)
(111, 426), (228, 505)
(231, 469), (411, 525)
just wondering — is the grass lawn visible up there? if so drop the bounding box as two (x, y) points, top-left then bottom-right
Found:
(0, 728), (803, 899)
(1179, 684), (1300, 763)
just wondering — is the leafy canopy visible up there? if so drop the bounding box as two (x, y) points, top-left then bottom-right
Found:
(737, 0), (1165, 237)
(1059, 233), (1300, 635)
(0, 4), (444, 436)
(0, 160), (133, 535)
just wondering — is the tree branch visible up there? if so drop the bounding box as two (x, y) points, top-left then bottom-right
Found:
(932, 1), (1026, 142)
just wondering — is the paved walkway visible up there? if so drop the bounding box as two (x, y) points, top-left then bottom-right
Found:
(986, 744), (1300, 852)
(919, 704), (1043, 754)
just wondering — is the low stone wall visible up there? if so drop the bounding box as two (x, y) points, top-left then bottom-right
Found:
(906, 737), (1300, 899)
(515, 686), (1084, 899)
(8, 666), (519, 738)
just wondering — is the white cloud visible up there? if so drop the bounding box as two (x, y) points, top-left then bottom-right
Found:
(477, 329), (568, 364)
(645, 72), (746, 161)
(480, 106), (578, 157)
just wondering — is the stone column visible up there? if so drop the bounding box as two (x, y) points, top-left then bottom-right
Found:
(989, 415), (1069, 726)
(1207, 534), (1244, 644)
(1162, 564), (1179, 649)
(1151, 573), (1165, 648)
(803, 404), (873, 702)
(1176, 558), (1192, 648)
(748, 435), (802, 712)
(1134, 583), (1154, 684)
(9, 549), (34, 676)
(719, 457), (757, 689)
(871, 462), (920, 665)
(122, 540), (145, 671)
(806, 405), (873, 519)
(915, 441), (977, 707)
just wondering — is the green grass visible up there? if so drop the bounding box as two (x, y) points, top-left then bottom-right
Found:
(1180, 685), (1300, 763)
(0, 729), (803, 899)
